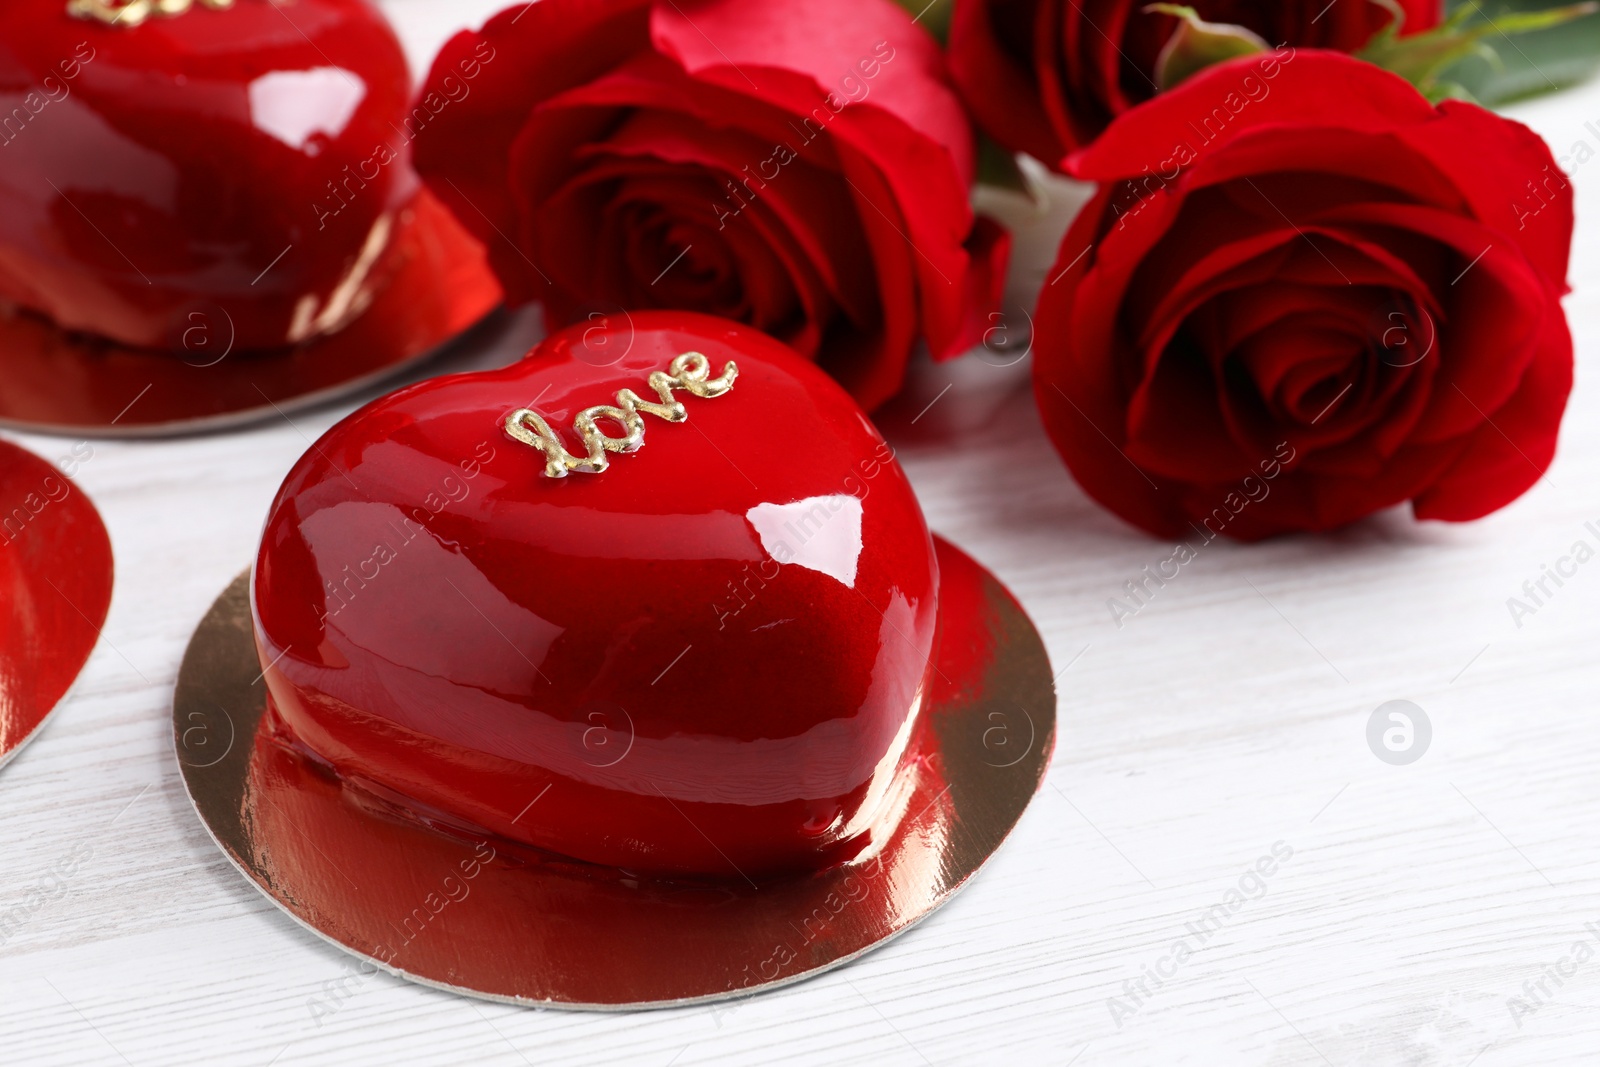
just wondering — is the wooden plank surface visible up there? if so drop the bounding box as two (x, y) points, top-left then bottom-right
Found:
(2, 4), (1598, 1063)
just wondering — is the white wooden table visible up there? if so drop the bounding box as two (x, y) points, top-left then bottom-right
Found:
(4, 4), (1600, 1063)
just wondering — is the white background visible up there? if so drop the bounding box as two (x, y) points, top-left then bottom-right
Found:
(3, 2), (1600, 1063)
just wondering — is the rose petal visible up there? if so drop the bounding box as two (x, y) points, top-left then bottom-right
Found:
(644, 5), (985, 362)
(1187, 435), (1461, 539)
(651, 0), (970, 174)
(566, 102), (878, 325)
(1033, 189), (1181, 536)
(1401, 99), (1572, 292)
(1414, 301), (1573, 520)
(1122, 341), (1258, 482)
(414, 0), (652, 299)
(1068, 51), (1437, 183)
(939, 214), (1013, 361)
(1185, 127), (1469, 219)
(947, 0), (1066, 164)
(1320, 201), (1547, 443)
(825, 145), (925, 408)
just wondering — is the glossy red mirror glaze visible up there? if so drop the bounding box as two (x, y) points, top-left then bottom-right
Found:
(0, 0), (416, 352)
(253, 312), (940, 878)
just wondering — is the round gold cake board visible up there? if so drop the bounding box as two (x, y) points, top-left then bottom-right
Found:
(0, 189), (502, 438)
(173, 537), (1056, 1009)
(0, 439), (114, 770)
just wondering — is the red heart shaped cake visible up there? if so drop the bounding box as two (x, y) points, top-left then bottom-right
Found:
(253, 312), (940, 878)
(0, 0), (417, 352)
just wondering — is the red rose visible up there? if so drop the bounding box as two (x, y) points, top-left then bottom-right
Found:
(1032, 51), (1573, 539)
(413, 0), (1008, 410)
(947, 0), (1441, 166)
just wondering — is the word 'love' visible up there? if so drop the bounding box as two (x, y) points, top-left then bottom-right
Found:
(504, 352), (738, 479)
(68, 0), (233, 26)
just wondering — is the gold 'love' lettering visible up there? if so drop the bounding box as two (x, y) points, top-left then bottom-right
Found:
(68, 0), (233, 26)
(504, 352), (738, 479)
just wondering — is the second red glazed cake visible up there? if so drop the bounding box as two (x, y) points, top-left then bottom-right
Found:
(252, 313), (939, 878)
(0, 0), (415, 353)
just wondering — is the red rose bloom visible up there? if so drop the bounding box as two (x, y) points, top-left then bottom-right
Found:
(1032, 51), (1573, 539)
(413, 0), (1007, 410)
(948, 0), (1441, 166)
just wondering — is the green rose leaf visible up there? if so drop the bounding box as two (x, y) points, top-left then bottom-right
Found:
(1362, 0), (1599, 103)
(887, 0), (953, 44)
(1440, 0), (1600, 103)
(1146, 4), (1271, 91)
(975, 132), (1034, 197)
